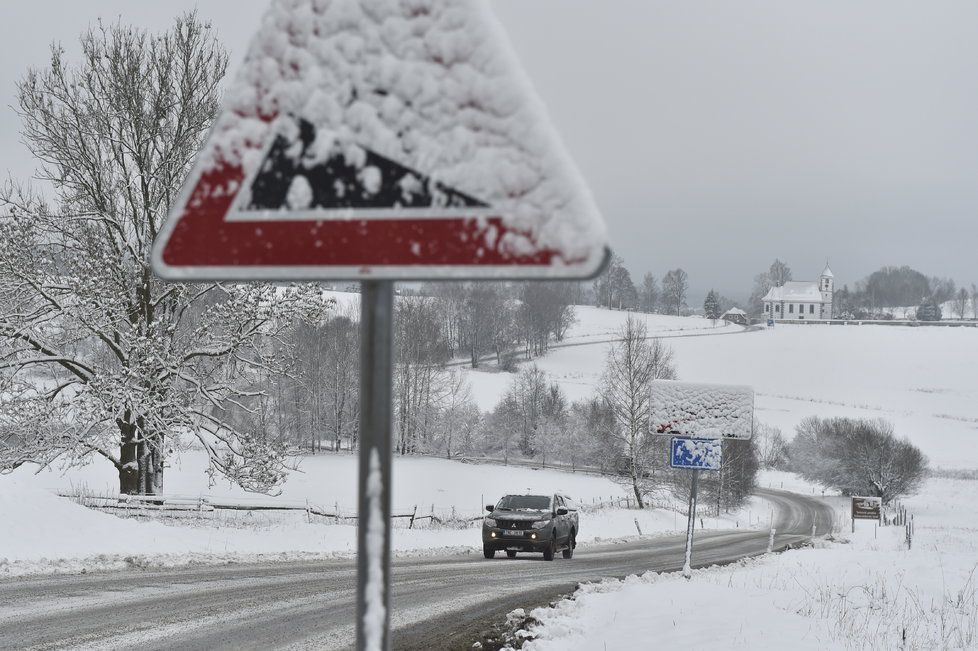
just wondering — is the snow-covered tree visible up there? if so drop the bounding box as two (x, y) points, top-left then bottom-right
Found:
(601, 317), (677, 507)
(789, 417), (927, 504)
(703, 290), (722, 323)
(748, 259), (792, 315)
(0, 15), (319, 494)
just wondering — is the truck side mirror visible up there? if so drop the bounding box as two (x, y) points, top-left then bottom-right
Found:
(556, 507), (568, 516)
(485, 504), (495, 512)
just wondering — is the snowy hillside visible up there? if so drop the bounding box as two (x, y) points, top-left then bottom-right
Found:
(465, 310), (978, 468)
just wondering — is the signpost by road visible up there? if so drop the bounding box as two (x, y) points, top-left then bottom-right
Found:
(669, 436), (722, 577)
(152, 1), (607, 648)
(651, 382), (754, 578)
(851, 495), (882, 533)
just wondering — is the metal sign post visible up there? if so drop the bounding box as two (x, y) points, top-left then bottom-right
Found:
(850, 495), (882, 535)
(671, 437), (721, 578)
(356, 281), (394, 651)
(682, 468), (700, 578)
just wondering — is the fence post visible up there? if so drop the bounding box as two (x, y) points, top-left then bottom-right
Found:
(409, 505), (418, 530)
(335, 501), (340, 525)
(634, 518), (642, 535)
(767, 528), (776, 553)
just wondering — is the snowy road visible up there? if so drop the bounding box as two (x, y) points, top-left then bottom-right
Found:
(0, 489), (834, 651)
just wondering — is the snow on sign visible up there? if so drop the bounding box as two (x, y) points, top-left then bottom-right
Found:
(650, 381), (754, 440)
(670, 437), (722, 471)
(151, 0), (607, 281)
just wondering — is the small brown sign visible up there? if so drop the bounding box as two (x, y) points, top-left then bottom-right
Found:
(851, 496), (882, 520)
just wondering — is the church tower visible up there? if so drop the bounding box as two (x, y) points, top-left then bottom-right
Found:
(820, 264), (834, 319)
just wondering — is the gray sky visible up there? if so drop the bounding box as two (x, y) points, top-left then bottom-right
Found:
(3, 1), (977, 298)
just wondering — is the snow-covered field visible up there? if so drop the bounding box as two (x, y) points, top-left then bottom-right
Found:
(511, 475), (978, 650)
(466, 312), (978, 469)
(1, 453), (759, 577)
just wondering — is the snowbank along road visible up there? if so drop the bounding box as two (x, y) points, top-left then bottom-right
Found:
(0, 489), (834, 651)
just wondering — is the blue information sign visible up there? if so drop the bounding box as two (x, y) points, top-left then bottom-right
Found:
(670, 437), (722, 471)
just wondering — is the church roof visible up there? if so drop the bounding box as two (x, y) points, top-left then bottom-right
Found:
(821, 264), (834, 278)
(762, 281), (825, 303)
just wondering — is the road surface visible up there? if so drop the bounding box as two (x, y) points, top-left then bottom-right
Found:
(0, 489), (835, 651)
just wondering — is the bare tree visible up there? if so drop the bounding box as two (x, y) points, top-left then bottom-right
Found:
(601, 317), (677, 507)
(0, 16), (316, 494)
(754, 422), (790, 469)
(394, 297), (449, 454)
(972, 283), (978, 320)
(662, 268), (689, 316)
(432, 369), (479, 459)
(769, 259), (793, 287)
(640, 273), (659, 313)
(593, 253), (637, 310)
(954, 287), (969, 320)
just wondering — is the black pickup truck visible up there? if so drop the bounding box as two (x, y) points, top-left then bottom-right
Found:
(482, 493), (579, 561)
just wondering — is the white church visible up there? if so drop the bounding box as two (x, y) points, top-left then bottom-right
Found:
(762, 265), (834, 321)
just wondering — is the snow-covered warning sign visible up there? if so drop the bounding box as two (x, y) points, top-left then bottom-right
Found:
(152, 0), (607, 281)
(650, 381), (754, 440)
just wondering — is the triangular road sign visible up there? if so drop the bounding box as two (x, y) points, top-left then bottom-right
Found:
(152, 0), (607, 281)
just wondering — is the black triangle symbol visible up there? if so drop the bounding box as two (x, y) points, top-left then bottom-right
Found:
(243, 118), (490, 212)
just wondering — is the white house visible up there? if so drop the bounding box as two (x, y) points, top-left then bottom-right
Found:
(763, 265), (834, 321)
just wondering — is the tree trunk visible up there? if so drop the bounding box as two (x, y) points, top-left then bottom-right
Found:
(630, 459), (646, 509)
(118, 421), (139, 495)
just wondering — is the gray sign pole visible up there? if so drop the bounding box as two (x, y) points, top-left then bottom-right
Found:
(682, 468), (700, 578)
(356, 280), (394, 651)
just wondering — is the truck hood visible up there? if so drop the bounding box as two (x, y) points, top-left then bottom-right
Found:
(488, 510), (550, 521)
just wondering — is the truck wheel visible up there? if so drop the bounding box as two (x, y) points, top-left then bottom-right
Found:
(483, 545), (495, 559)
(506, 550), (518, 558)
(562, 531), (576, 559)
(543, 536), (556, 561)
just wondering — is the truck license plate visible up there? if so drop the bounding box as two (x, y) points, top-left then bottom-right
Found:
(504, 529), (523, 536)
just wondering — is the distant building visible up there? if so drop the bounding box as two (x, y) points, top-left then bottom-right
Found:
(721, 307), (749, 326)
(763, 265), (834, 321)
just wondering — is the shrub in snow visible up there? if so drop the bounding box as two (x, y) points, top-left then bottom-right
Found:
(916, 301), (943, 321)
(789, 416), (927, 504)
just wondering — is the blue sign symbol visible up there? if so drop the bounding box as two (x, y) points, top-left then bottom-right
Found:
(670, 437), (722, 471)
(767, 318), (775, 327)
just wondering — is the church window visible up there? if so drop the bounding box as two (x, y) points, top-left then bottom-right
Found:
(789, 304), (794, 314)
(809, 304), (815, 314)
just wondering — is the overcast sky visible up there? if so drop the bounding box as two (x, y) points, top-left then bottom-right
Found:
(2, 1), (976, 298)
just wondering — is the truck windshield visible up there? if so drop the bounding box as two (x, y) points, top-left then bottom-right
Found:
(496, 495), (551, 511)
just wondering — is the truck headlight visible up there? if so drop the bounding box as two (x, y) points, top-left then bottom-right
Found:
(531, 520), (550, 529)
(485, 518), (496, 527)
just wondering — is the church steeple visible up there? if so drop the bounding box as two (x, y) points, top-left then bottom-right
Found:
(820, 262), (834, 318)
